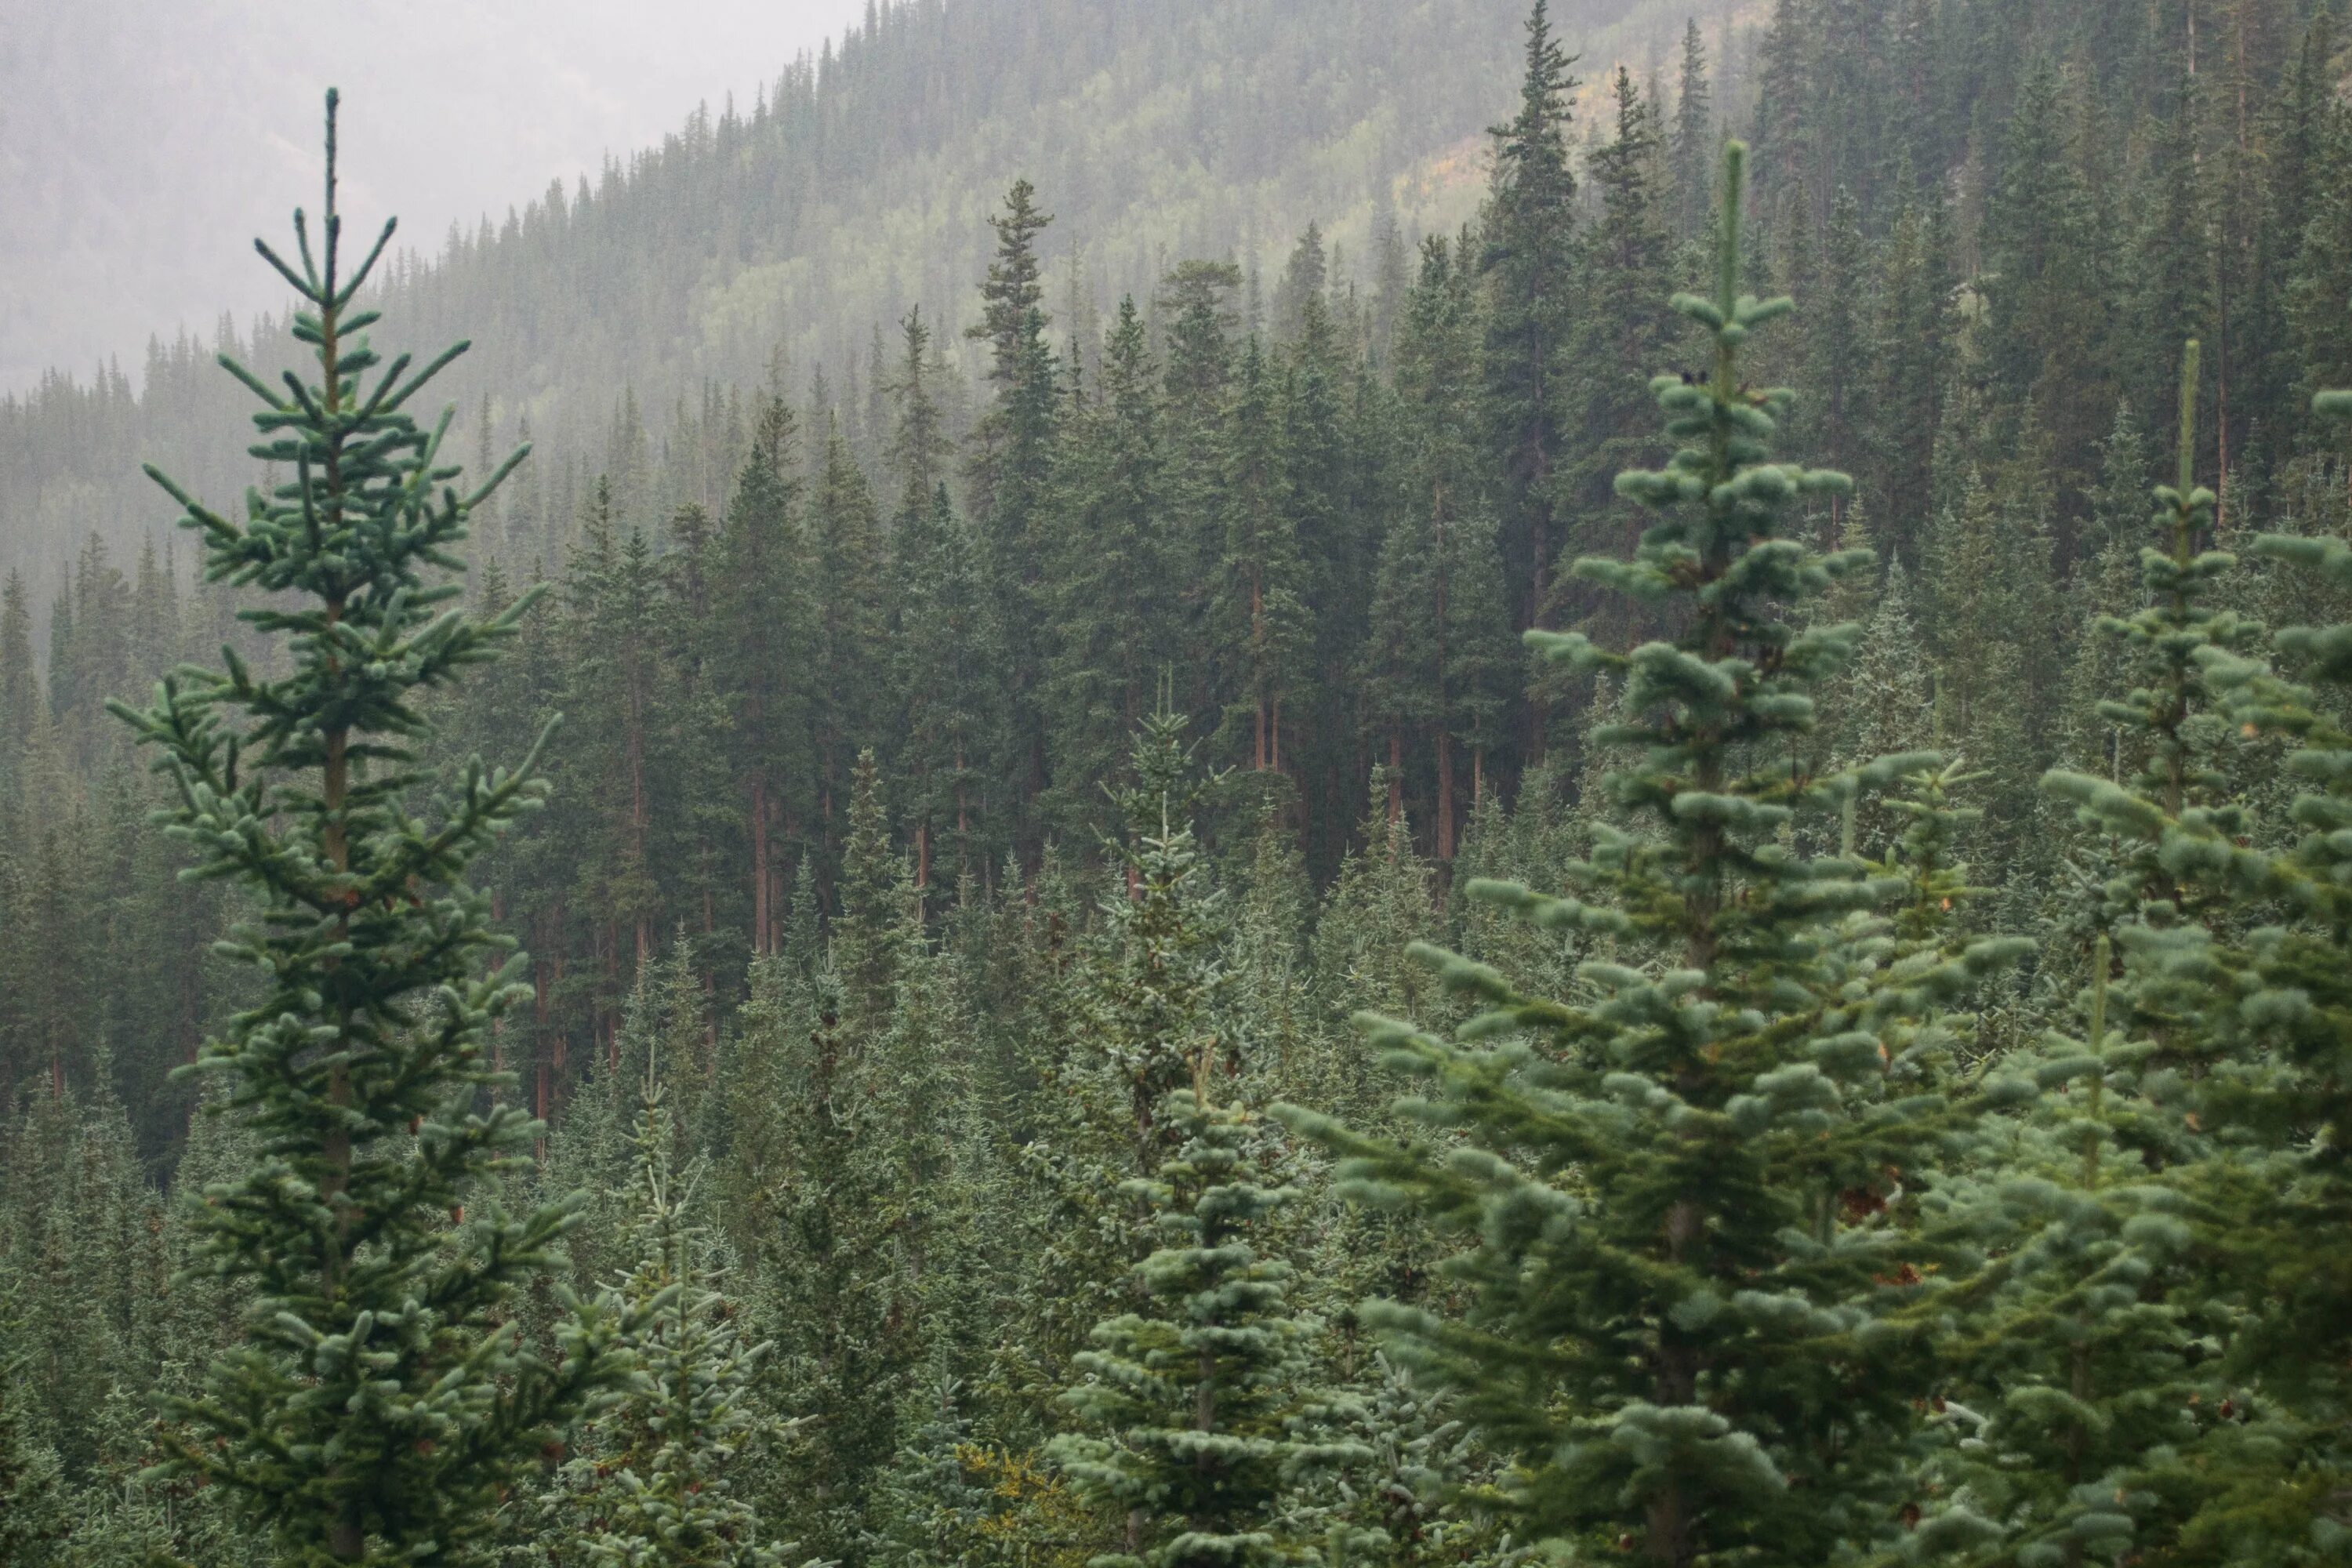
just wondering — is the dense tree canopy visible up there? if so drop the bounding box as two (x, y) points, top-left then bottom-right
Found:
(7, 2), (2352, 1566)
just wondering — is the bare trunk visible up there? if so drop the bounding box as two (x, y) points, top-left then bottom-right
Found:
(1436, 728), (1456, 861)
(751, 776), (771, 956)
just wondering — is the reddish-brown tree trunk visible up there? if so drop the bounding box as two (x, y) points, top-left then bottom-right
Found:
(1436, 728), (1456, 861)
(751, 776), (771, 955)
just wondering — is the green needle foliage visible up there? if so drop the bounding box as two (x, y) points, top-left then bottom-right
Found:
(1281, 143), (2025, 1568)
(2141, 383), (2352, 1563)
(2044, 340), (2259, 993)
(1051, 1089), (1363, 1568)
(110, 91), (628, 1566)
(570, 1058), (797, 1568)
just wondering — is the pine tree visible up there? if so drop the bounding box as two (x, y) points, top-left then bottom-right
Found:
(565, 1054), (797, 1568)
(1483, 0), (1580, 632)
(833, 750), (909, 1040)
(2045, 344), (2259, 969)
(888, 307), (954, 528)
(1557, 68), (1682, 606)
(717, 393), (810, 958)
(0, 1351), (67, 1566)
(1043, 297), (1175, 843)
(0, 569), (37, 793)
(1083, 710), (1236, 1171)
(1806, 188), (1871, 534)
(809, 426), (894, 845)
(899, 482), (1007, 889)
(110, 93), (628, 1564)
(1049, 1090), (1361, 1568)
(1216, 335), (1310, 780)
(1282, 143), (2024, 1568)
(1863, 191), (1952, 568)
(1359, 234), (1515, 862)
(2149, 383), (2352, 1560)
(1669, 19), (1715, 241)
(967, 180), (1054, 394)
(1158, 259), (1245, 724)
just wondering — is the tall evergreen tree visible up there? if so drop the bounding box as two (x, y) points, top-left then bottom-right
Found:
(1217, 336), (1310, 780)
(1283, 143), (2024, 1568)
(1670, 19), (1715, 240)
(111, 92), (628, 1564)
(1043, 297), (1174, 844)
(1050, 1091), (1361, 1568)
(1483, 0), (1579, 635)
(1359, 234), (1515, 861)
(564, 1055), (796, 1568)
(717, 392), (809, 956)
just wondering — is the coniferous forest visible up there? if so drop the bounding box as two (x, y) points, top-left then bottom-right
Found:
(7, 0), (2352, 1563)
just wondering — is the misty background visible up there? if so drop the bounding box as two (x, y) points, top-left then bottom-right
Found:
(0, 0), (870, 394)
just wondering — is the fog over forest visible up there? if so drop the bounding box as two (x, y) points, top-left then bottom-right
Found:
(5, 2), (2352, 1566)
(0, 0), (869, 391)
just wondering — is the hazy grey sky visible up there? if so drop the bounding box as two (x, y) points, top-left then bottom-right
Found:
(0, 0), (870, 394)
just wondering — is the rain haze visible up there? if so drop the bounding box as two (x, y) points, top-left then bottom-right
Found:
(0, 0), (871, 394)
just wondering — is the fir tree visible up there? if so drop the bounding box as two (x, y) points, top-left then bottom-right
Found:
(1483, 0), (1579, 631)
(1557, 68), (1682, 608)
(110, 93), (628, 1564)
(1049, 1090), (1361, 1568)
(0, 1351), (67, 1566)
(1359, 234), (1514, 862)
(899, 482), (1007, 888)
(566, 1054), (797, 1568)
(1283, 143), (2024, 1568)
(1217, 336), (1310, 779)
(716, 392), (810, 958)
(1669, 19), (1715, 241)
(2045, 344), (2259, 980)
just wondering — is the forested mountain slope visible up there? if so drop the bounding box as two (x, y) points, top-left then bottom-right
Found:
(9, 0), (2352, 1564)
(0, 0), (1675, 583)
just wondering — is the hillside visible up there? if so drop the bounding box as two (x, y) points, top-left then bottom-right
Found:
(0, 0), (1701, 587)
(9, 0), (2352, 1564)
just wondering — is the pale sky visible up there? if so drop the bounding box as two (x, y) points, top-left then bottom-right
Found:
(0, 0), (872, 394)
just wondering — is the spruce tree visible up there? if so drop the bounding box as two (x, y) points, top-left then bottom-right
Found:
(2045, 343), (2259, 996)
(1360, 234), (1515, 862)
(898, 481), (1007, 888)
(2123, 383), (2352, 1561)
(0, 1353), (67, 1566)
(1669, 19), (1715, 241)
(1049, 1090), (1361, 1568)
(565, 1056), (796, 1568)
(110, 93), (627, 1565)
(1217, 336), (1310, 780)
(1483, 0), (1580, 632)
(716, 391), (809, 959)
(1282, 143), (2023, 1568)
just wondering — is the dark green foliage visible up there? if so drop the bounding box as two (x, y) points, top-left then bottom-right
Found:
(18, 9), (2352, 1568)
(1283, 144), (2025, 1568)
(109, 94), (628, 1564)
(564, 1058), (796, 1568)
(1050, 1091), (1361, 1568)
(1482, 0), (1578, 631)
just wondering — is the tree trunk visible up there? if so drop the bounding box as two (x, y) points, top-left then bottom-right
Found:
(751, 775), (771, 956)
(1436, 728), (1456, 861)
